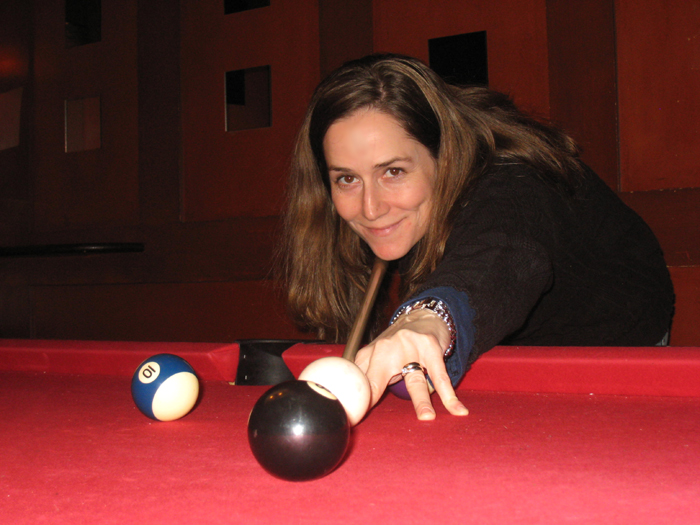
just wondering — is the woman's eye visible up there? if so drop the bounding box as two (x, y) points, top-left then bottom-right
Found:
(387, 167), (403, 176)
(336, 175), (357, 185)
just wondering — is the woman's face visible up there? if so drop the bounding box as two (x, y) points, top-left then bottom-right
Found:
(323, 109), (436, 261)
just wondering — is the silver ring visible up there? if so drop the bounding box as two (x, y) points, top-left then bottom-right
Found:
(401, 362), (425, 378)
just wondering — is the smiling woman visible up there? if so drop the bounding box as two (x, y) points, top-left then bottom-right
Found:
(324, 109), (435, 262)
(278, 54), (674, 421)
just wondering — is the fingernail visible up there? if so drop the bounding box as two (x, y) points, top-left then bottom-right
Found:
(418, 408), (436, 421)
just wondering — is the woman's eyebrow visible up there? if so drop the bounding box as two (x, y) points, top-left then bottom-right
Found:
(327, 165), (354, 173)
(374, 156), (413, 169)
(327, 156), (414, 173)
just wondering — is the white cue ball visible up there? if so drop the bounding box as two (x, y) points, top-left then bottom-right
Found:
(299, 356), (371, 426)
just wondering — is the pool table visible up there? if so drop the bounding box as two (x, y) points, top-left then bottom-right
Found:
(2, 339), (699, 524)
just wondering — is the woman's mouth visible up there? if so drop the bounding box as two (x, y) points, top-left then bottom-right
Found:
(363, 219), (403, 237)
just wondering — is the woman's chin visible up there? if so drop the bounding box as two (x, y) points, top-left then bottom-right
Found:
(368, 245), (410, 262)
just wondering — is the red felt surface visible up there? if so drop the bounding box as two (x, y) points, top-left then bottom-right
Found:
(2, 370), (699, 524)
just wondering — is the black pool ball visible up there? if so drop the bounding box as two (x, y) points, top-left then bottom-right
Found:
(248, 380), (351, 481)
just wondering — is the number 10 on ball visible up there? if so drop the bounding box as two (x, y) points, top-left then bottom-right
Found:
(131, 354), (199, 421)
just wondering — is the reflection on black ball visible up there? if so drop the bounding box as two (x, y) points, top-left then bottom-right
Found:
(248, 380), (351, 481)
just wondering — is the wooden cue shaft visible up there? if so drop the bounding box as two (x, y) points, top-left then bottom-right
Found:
(342, 258), (389, 361)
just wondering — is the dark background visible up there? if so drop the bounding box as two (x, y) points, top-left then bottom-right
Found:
(1, 0), (698, 345)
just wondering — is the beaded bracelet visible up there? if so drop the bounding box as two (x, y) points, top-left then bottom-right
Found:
(390, 298), (456, 360)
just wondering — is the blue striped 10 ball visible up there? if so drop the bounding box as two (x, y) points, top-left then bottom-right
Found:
(131, 354), (199, 421)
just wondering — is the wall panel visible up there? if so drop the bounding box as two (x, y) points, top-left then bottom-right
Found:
(180, 0), (320, 221)
(0, 218), (278, 288)
(319, 0), (373, 77)
(32, 280), (306, 342)
(615, 0), (700, 343)
(0, 0), (33, 243)
(616, 0), (700, 191)
(623, 190), (700, 346)
(546, 0), (618, 189)
(137, 0), (182, 226)
(621, 190), (700, 268)
(668, 267), (700, 347)
(32, 0), (139, 231)
(373, 0), (550, 115)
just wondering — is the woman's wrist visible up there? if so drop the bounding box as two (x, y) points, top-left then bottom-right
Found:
(390, 298), (457, 360)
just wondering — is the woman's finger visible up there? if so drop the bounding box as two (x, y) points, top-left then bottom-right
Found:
(403, 365), (436, 420)
(422, 352), (469, 417)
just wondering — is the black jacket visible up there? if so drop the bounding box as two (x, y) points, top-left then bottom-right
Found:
(417, 163), (675, 364)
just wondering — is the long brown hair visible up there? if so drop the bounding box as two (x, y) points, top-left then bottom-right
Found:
(279, 54), (582, 342)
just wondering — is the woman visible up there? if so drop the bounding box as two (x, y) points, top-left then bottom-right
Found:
(280, 54), (674, 420)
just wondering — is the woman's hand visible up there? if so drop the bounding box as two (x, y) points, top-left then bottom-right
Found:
(354, 309), (469, 420)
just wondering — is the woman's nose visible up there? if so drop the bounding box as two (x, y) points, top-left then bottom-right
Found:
(362, 182), (389, 220)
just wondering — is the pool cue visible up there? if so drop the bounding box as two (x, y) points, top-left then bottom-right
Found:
(342, 258), (389, 361)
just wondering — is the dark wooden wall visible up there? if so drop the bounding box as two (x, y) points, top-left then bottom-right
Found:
(373, 0), (700, 346)
(0, 0), (697, 345)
